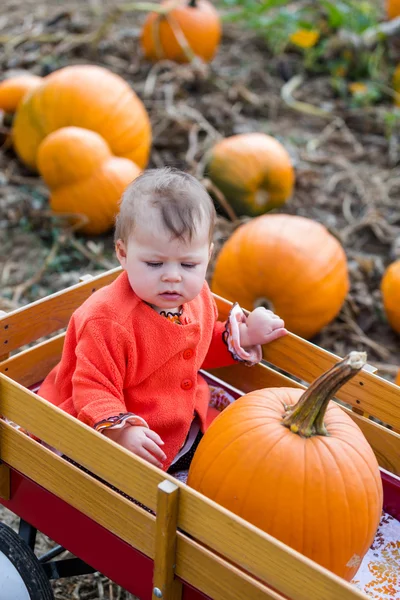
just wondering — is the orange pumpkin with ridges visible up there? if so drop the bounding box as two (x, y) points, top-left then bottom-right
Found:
(141, 0), (221, 63)
(37, 127), (141, 235)
(211, 214), (349, 339)
(381, 259), (400, 333)
(0, 74), (42, 114)
(207, 133), (295, 216)
(13, 65), (151, 172)
(188, 352), (383, 581)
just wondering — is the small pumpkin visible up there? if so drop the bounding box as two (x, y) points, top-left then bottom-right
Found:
(211, 214), (349, 339)
(381, 259), (400, 333)
(37, 127), (141, 235)
(13, 64), (151, 172)
(207, 133), (295, 217)
(0, 74), (42, 114)
(141, 0), (221, 63)
(393, 65), (400, 106)
(387, 0), (400, 19)
(188, 351), (383, 581)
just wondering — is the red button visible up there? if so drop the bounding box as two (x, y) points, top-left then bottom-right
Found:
(181, 379), (193, 390)
(183, 349), (194, 360)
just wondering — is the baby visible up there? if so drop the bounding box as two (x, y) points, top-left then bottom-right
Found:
(39, 168), (287, 472)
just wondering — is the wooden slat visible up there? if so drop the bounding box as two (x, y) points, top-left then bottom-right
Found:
(0, 267), (121, 354)
(3, 313), (400, 474)
(212, 362), (400, 476)
(0, 310), (9, 361)
(0, 463), (10, 500)
(5, 335), (400, 475)
(175, 534), (287, 600)
(0, 334), (64, 387)
(153, 480), (182, 600)
(0, 375), (370, 600)
(1, 425), (291, 600)
(264, 334), (400, 431)
(214, 295), (400, 431)
(0, 421), (154, 557)
(3, 270), (399, 429)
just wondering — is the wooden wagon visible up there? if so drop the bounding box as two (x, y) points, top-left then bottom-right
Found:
(0, 267), (399, 600)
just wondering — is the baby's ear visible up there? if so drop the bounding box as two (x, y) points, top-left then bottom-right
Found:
(208, 242), (215, 260)
(115, 239), (127, 267)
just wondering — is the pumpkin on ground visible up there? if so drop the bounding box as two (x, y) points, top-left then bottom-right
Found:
(188, 352), (383, 581)
(381, 259), (400, 333)
(206, 133), (295, 217)
(387, 0), (400, 19)
(141, 0), (221, 63)
(211, 214), (349, 339)
(0, 74), (42, 114)
(12, 64), (151, 172)
(37, 127), (141, 235)
(393, 65), (400, 106)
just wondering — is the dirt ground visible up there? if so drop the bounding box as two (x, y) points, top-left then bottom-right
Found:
(1, 0), (400, 597)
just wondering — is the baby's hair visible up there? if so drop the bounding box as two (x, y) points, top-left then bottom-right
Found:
(114, 167), (216, 244)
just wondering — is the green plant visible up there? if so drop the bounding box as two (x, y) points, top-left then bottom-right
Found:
(218, 0), (388, 102)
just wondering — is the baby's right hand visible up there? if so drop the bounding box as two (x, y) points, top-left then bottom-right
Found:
(103, 425), (166, 468)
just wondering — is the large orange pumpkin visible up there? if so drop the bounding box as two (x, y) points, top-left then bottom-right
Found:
(188, 352), (383, 581)
(141, 0), (221, 63)
(0, 74), (42, 114)
(211, 214), (349, 339)
(207, 133), (295, 217)
(13, 65), (151, 171)
(37, 127), (141, 235)
(381, 259), (400, 333)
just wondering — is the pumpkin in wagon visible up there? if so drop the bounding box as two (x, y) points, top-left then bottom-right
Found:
(141, 0), (221, 63)
(207, 133), (295, 216)
(211, 214), (349, 339)
(37, 127), (141, 235)
(188, 352), (383, 581)
(12, 64), (151, 172)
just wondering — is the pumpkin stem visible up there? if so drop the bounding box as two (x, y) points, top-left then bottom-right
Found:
(282, 351), (367, 438)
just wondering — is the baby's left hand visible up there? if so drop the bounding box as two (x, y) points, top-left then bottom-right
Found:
(239, 307), (287, 349)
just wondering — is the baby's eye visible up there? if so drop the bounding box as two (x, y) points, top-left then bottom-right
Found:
(146, 262), (163, 268)
(181, 263), (197, 269)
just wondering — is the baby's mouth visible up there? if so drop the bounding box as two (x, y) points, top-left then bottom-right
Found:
(160, 291), (181, 298)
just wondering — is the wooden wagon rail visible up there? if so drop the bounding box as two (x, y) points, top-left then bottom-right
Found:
(1, 266), (399, 599)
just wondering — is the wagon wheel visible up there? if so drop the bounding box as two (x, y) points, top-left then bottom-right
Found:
(0, 522), (54, 600)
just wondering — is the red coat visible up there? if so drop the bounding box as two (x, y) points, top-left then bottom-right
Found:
(39, 271), (237, 469)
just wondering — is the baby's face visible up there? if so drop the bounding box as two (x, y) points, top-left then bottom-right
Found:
(116, 215), (212, 312)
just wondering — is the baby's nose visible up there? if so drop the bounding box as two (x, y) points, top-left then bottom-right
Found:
(162, 269), (182, 282)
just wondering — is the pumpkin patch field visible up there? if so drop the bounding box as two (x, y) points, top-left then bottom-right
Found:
(1, 0), (400, 597)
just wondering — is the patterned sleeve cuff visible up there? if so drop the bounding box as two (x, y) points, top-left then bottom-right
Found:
(223, 302), (262, 367)
(94, 412), (149, 433)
